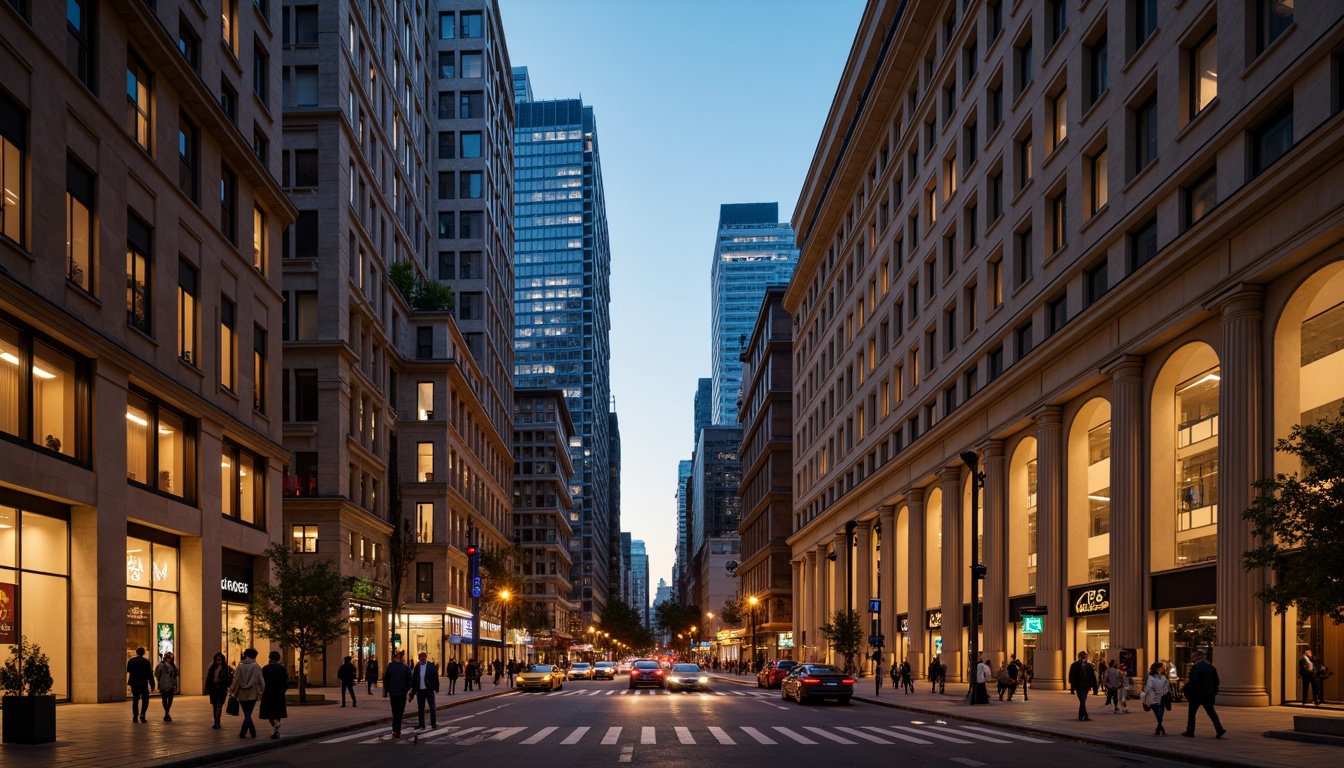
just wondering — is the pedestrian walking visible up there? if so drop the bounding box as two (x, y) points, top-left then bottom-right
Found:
(206, 652), (234, 729)
(507, 659), (518, 687)
(229, 648), (264, 739)
(1314, 658), (1333, 707)
(1142, 661), (1172, 735)
(365, 656), (379, 695)
(974, 656), (991, 704)
(259, 651), (288, 740)
(413, 652), (440, 729)
(464, 658), (479, 691)
(337, 655), (358, 707)
(1181, 650), (1226, 739)
(1068, 650), (1099, 721)
(1104, 659), (1125, 713)
(154, 652), (180, 722)
(875, 659), (884, 695)
(996, 660), (1010, 700)
(1118, 662), (1132, 713)
(1006, 655), (1021, 700)
(900, 659), (914, 693)
(446, 658), (461, 694)
(889, 660), (900, 690)
(383, 650), (414, 738)
(126, 646), (154, 723)
(493, 658), (503, 685)
(928, 656), (942, 693)
(1299, 649), (1318, 705)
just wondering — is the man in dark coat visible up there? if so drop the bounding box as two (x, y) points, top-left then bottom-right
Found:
(337, 655), (358, 707)
(365, 656), (379, 694)
(445, 658), (461, 694)
(1068, 650), (1099, 721)
(1181, 650), (1226, 738)
(464, 658), (479, 692)
(383, 650), (414, 738)
(126, 646), (154, 723)
(259, 651), (288, 739)
(412, 652), (440, 729)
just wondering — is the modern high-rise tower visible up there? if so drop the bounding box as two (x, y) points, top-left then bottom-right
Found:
(511, 69), (613, 626)
(710, 204), (799, 425)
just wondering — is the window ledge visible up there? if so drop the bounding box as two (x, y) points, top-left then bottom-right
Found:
(1120, 158), (1160, 196)
(1176, 97), (1221, 142)
(1079, 202), (1109, 236)
(1079, 89), (1110, 128)
(1122, 30), (1162, 76)
(1241, 24), (1298, 82)
(66, 281), (102, 308)
(1042, 135), (1070, 170)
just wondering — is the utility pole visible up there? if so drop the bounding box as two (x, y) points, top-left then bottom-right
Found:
(961, 451), (987, 705)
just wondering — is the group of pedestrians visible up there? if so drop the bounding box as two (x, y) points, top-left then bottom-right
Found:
(1070, 649), (1225, 739)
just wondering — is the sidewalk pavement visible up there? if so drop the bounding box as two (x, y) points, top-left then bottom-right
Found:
(0, 680), (516, 768)
(711, 672), (1343, 768)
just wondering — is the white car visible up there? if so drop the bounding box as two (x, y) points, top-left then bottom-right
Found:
(567, 662), (593, 680)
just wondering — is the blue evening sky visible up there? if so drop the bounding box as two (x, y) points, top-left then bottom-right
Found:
(500, 0), (866, 603)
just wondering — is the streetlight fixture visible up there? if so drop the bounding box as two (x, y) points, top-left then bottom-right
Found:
(961, 450), (987, 705)
(748, 596), (759, 672)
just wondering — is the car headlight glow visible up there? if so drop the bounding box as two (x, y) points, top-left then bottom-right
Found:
(698, 676), (708, 683)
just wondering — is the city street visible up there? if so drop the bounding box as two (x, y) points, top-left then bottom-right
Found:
(228, 676), (1198, 768)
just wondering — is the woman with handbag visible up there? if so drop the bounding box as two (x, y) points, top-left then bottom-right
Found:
(153, 652), (180, 722)
(206, 653), (235, 729)
(1143, 661), (1172, 735)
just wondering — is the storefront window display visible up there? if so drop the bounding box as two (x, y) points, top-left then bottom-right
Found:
(220, 560), (254, 663)
(349, 601), (383, 674)
(126, 531), (179, 678)
(1175, 368), (1220, 566)
(0, 501), (70, 699)
(1156, 605), (1217, 694)
(406, 614), (443, 663)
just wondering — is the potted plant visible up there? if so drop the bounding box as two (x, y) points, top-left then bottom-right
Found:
(1, 636), (56, 744)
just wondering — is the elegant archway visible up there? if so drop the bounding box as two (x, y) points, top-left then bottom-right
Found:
(1007, 437), (1038, 597)
(925, 487), (943, 661)
(1066, 397), (1112, 665)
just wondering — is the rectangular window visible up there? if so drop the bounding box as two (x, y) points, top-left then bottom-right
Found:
(1088, 34), (1109, 105)
(220, 164), (237, 244)
(438, 212), (455, 239)
(460, 132), (482, 158)
(1256, 0), (1292, 54)
(1251, 104), (1294, 175)
(438, 52), (455, 79)
(460, 11), (483, 38)
(294, 6), (318, 44)
(460, 52), (483, 79)
(988, 345), (1004, 381)
(438, 172), (455, 200)
(460, 91), (484, 119)
(1134, 0), (1158, 50)
(989, 170), (1003, 220)
(177, 259), (198, 365)
(1048, 0), (1067, 45)
(1190, 31), (1217, 116)
(416, 503), (434, 544)
(459, 172), (483, 199)
(438, 91), (454, 120)
(1047, 295), (1068, 335)
(126, 212), (153, 333)
(0, 90), (26, 246)
(459, 212), (482, 239)
(1186, 170), (1217, 227)
(67, 0), (95, 90)
(126, 392), (195, 499)
(220, 79), (237, 123)
(438, 132), (455, 160)
(439, 12), (455, 39)
(1051, 190), (1067, 252)
(292, 291), (317, 340)
(178, 114), (198, 202)
(285, 452), (317, 497)
(293, 369), (318, 421)
(965, 202), (978, 249)
(1134, 95), (1158, 173)
(416, 562), (433, 603)
(126, 53), (152, 151)
(66, 157), (95, 292)
(988, 1), (1002, 39)
(290, 211), (317, 258)
(178, 18), (200, 71)
(253, 326), (267, 413)
(221, 441), (264, 526)
(1017, 227), (1033, 285)
(1050, 89), (1067, 150)
(294, 66), (318, 107)
(220, 298), (236, 390)
(292, 149), (318, 186)
(291, 525), (318, 553)
(1090, 145), (1109, 214)
(1129, 217), (1158, 272)
(1085, 260), (1109, 306)
(417, 442), (434, 482)
(1018, 134), (1033, 189)
(989, 82), (1003, 130)
(989, 256), (1003, 308)
(253, 40), (269, 101)
(416, 327), (432, 359)
(221, 0), (238, 54)
(1016, 321), (1034, 359)
(1016, 38), (1033, 94)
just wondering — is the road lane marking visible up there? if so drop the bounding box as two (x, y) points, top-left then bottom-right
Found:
(836, 726), (895, 744)
(605, 690), (616, 695)
(772, 726), (818, 744)
(949, 728), (1012, 744)
(888, 725), (971, 743)
(740, 726), (777, 744)
(561, 726), (590, 745)
(520, 727), (557, 744)
(803, 726), (856, 744)
(322, 726), (390, 743)
(619, 745), (634, 763)
(708, 726), (736, 745)
(958, 725), (1052, 743)
(602, 726), (622, 745)
(588, 690), (603, 696)
(641, 726), (656, 744)
(951, 759), (987, 767)
(675, 726), (695, 744)
(489, 727), (528, 740)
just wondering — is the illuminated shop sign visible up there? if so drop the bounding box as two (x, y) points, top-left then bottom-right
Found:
(1069, 585), (1110, 616)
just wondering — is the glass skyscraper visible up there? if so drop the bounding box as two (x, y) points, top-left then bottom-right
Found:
(710, 203), (799, 424)
(512, 69), (613, 625)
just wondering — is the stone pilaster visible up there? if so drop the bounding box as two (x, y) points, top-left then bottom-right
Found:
(1103, 355), (1146, 664)
(832, 529), (851, 621)
(791, 558), (804, 659)
(855, 520), (874, 673)
(939, 466), (964, 681)
(814, 544), (829, 663)
(1034, 406), (1066, 689)
(980, 439), (1007, 667)
(879, 505), (897, 664)
(1215, 286), (1269, 706)
(906, 487), (926, 678)
(804, 549), (820, 660)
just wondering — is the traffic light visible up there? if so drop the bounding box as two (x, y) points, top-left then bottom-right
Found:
(465, 544), (478, 557)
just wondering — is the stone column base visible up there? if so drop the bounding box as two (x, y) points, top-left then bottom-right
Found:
(1034, 649), (1065, 690)
(1213, 645), (1269, 707)
(908, 650), (924, 680)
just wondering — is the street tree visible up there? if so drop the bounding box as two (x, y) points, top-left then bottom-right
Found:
(655, 600), (701, 653)
(479, 544), (525, 642)
(598, 599), (655, 654)
(1243, 406), (1344, 623)
(250, 543), (348, 703)
(718, 598), (743, 627)
(820, 609), (864, 674)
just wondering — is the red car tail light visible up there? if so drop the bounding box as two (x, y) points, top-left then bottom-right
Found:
(801, 677), (822, 684)
(841, 678), (856, 684)
(654, 669), (664, 676)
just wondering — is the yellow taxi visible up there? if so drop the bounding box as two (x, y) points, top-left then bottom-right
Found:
(516, 663), (565, 692)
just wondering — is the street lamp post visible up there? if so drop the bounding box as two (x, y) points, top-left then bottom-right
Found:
(961, 450), (987, 705)
(748, 596), (759, 673)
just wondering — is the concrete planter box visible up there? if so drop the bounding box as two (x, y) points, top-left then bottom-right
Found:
(2, 695), (57, 744)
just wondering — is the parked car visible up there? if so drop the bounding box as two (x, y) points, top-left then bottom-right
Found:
(780, 663), (854, 705)
(567, 662), (593, 680)
(516, 664), (565, 692)
(592, 661), (617, 680)
(666, 663), (708, 692)
(628, 659), (666, 689)
(615, 661), (633, 674)
(756, 660), (799, 689)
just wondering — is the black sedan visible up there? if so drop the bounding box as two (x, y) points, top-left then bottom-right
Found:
(780, 664), (854, 704)
(665, 663), (709, 692)
(628, 659), (666, 689)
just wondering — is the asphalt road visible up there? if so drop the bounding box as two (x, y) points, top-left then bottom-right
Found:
(224, 676), (1201, 768)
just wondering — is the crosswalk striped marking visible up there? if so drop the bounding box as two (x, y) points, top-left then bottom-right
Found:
(708, 726), (736, 745)
(836, 726), (895, 744)
(323, 726), (389, 743)
(740, 726), (777, 744)
(888, 725), (971, 744)
(561, 726), (590, 745)
(589, 690), (602, 696)
(959, 725), (1052, 743)
(641, 726), (656, 744)
(602, 726), (622, 745)
(520, 727), (558, 744)
(772, 726), (818, 744)
(605, 690), (616, 695)
(675, 726), (696, 744)
(860, 725), (926, 744)
(804, 726), (857, 744)
(489, 727), (528, 741)
(949, 728), (1012, 744)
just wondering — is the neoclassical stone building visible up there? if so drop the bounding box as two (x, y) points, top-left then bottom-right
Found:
(787, 0), (1344, 706)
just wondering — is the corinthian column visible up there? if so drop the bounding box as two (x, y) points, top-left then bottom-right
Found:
(813, 545), (828, 663)
(939, 466), (965, 681)
(980, 439), (1007, 667)
(906, 487), (926, 678)
(1214, 285), (1269, 706)
(1034, 406), (1066, 689)
(1103, 355), (1146, 666)
(832, 530), (850, 626)
(879, 505), (897, 663)
(791, 558), (804, 659)
(804, 549), (819, 661)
